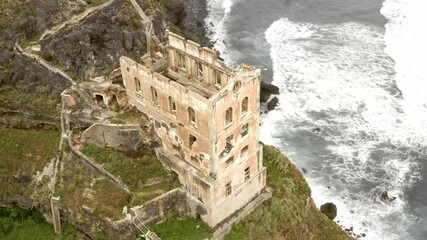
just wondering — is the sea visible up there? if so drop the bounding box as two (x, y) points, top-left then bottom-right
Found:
(204, 0), (427, 239)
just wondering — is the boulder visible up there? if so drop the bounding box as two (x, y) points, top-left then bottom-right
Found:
(260, 81), (280, 106)
(267, 96), (279, 111)
(380, 191), (396, 202)
(320, 202), (337, 220)
(261, 81), (280, 94)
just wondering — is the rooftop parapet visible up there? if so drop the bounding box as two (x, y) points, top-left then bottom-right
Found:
(131, 30), (261, 100)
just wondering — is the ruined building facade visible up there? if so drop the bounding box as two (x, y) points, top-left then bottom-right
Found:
(120, 31), (267, 228)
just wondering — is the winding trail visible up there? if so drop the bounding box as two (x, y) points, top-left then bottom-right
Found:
(38, 0), (117, 42)
(15, 43), (76, 86)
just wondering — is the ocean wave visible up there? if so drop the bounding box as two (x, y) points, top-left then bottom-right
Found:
(205, 0), (242, 65)
(381, 0), (427, 137)
(262, 17), (425, 239)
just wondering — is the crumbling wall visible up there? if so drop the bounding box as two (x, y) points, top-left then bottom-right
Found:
(130, 188), (207, 224)
(82, 123), (160, 152)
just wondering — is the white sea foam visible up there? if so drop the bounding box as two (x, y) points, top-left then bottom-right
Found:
(205, 0), (241, 65)
(205, 0), (427, 239)
(381, 0), (427, 138)
(262, 15), (425, 239)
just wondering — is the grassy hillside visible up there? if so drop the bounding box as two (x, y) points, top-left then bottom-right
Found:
(225, 145), (352, 240)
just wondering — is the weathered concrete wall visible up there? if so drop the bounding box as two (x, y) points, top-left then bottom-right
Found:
(167, 31), (230, 87)
(121, 56), (214, 175)
(131, 188), (208, 225)
(155, 148), (212, 207)
(120, 31), (267, 229)
(82, 123), (152, 152)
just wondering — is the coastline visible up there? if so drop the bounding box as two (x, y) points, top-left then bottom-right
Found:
(181, 0), (211, 46)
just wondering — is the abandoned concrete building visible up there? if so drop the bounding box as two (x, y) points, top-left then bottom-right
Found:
(120, 30), (268, 228)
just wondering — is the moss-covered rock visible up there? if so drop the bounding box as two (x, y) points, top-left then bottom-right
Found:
(321, 202), (338, 220)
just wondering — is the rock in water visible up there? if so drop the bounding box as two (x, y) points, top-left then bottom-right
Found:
(260, 81), (280, 103)
(267, 96), (279, 111)
(320, 202), (337, 220)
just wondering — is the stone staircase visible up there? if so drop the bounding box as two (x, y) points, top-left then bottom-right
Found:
(14, 43), (76, 86)
(133, 217), (161, 240)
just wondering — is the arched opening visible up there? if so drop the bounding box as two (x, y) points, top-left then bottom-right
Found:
(151, 87), (158, 105)
(225, 107), (233, 125)
(168, 96), (176, 112)
(95, 94), (104, 105)
(109, 95), (119, 111)
(241, 97), (248, 114)
(189, 134), (197, 148)
(188, 107), (196, 123)
(134, 77), (141, 91)
(233, 81), (242, 92)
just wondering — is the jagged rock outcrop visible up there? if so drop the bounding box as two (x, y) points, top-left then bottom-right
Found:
(0, 0), (86, 46)
(39, 0), (156, 78)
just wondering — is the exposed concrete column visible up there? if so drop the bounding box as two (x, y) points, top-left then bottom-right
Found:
(51, 196), (62, 234)
(63, 110), (72, 134)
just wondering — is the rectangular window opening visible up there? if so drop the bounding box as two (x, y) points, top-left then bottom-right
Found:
(241, 145), (249, 157)
(226, 156), (234, 165)
(241, 123), (249, 137)
(215, 70), (222, 85)
(245, 167), (250, 181)
(189, 134), (197, 148)
(225, 182), (232, 196)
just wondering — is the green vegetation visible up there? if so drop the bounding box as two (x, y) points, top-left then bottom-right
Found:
(86, 0), (110, 8)
(56, 154), (131, 221)
(81, 143), (179, 194)
(224, 145), (351, 240)
(150, 215), (212, 240)
(0, 128), (60, 199)
(0, 85), (61, 116)
(108, 107), (148, 124)
(160, 0), (171, 9)
(0, 57), (14, 77)
(0, 206), (76, 240)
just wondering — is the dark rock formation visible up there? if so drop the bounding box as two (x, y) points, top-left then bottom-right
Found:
(320, 202), (337, 220)
(380, 191), (396, 202)
(267, 96), (279, 111)
(181, 0), (210, 45)
(7, 52), (72, 94)
(0, 0), (86, 47)
(260, 81), (280, 103)
(39, 0), (150, 78)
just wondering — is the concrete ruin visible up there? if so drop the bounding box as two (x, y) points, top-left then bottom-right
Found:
(120, 30), (268, 229)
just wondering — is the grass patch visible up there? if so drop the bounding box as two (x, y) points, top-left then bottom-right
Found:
(0, 206), (76, 239)
(86, 0), (109, 8)
(0, 128), (60, 199)
(0, 85), (61, 116)
(81, 143), (177, 193)
(224, 145), (352, 240)
(108, 108), (149, 124)
(150, 215), (212, 240)
(130, 180), (181, 207)
(160, 0), (171, 9)
(56, 154), (131, 221)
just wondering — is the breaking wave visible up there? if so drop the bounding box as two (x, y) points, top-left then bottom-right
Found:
(261, 16), (425, 239)
(205, 0), (427, 239)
